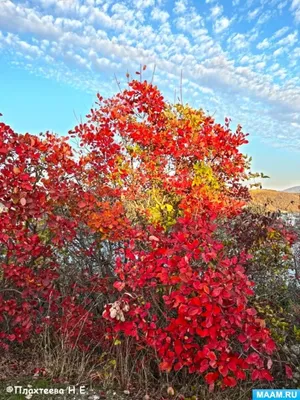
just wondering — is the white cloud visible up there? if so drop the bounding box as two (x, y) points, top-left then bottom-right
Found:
(54, 17), (82, 31)
(277, 31), (298, 46)
(257, 38), (270, 50)
(273, 26), (289, 38)
(151, 8), (169, 23)
(291, 0), (300, 23)
(133, 0), (155, 9)
(292, 47), (300, 57)
(273, 67), (287, 79)
(277, 1), (288, 12)
(0, 1), (62, 40)
(257, 10), (273, 24)
(240, 55), (250, 64)
(214, 16), (231, 33)
(111, 3), (135, 22)
(174, 0), (187, 14)
(248, 7), (261, 20)
(273, 47), (285, 57)
(256, 61), (266, 70)
(38, 0), (79, 11)
(269, 63), (280, 71)
(0, 32), (44, 57)
(175, 11), (202, 32)
(89, 8), (125, 30)
(0, 0), (300, 150)
(211, 4), (223, 18)
(228, 33), (249, 50)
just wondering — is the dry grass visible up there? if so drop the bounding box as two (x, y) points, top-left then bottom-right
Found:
(250, 189), (300, 212)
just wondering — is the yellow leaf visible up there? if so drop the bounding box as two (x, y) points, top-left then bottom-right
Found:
(166, 204), (173, 212)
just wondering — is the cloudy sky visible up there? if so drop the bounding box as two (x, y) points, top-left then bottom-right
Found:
(0, 0), (300, 189)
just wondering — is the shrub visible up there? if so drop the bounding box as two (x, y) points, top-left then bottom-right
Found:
(0, 73), (298, 393)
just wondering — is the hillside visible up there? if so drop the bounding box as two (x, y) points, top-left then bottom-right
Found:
(250, 189), (300, 212)
(283, 186), (300, 193)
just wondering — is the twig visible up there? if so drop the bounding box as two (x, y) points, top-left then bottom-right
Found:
(180, 69), (183, 105)
(114, 73), (121, 91)
(151, 64), (156, 84)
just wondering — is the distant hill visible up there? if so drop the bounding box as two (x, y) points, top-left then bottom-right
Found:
(250, 189), (300, 212)
(283, 186), (300, 193)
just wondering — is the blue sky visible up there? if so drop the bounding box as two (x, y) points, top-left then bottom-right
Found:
(0, 0), (300, 190)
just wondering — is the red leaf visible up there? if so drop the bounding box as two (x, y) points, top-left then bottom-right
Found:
(20, 198), (26, 206)
(246, 308), (257, 316)
(211, 287), (223, 297)
(159, 361), (172, 372)
(237, 334), (247, 343)
(246, 352), (261, 365)
(267, 358), (273, 370)
(199, 359), (209, 373)
(251, 370), (260, 381)
(228, 360), (237, 372)
(188, 307), (199, 316)
(205, 372), (219, 384)
(236, 369), (246, 380)
(113, 281), (125, 292)
(42, 279), (50, 287)
(174, 362), (183, 371)
(265, 338), (276, 354)
(285, 364), (293, 379)
(209, 383), (215, 393)
(149, 235), (159, 242)
(190, 297), (201, 306)
(260, 369), (273, 382)
(223, 376), (237, 387)
(174, 340), (183, 356)
(203, 285), (210, 294)
(196, 328), (209, 337)
(207, 351), (217, 362)
(218, 365), (228, 377)
(122, 321), (137, 337)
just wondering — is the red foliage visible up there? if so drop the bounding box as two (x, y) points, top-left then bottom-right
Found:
(0, 78), (290, 388)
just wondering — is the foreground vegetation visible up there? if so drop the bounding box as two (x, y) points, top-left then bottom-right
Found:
(0, 72), (299, 399)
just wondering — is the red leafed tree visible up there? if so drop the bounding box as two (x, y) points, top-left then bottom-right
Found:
(73, 78), (277, 389)
(0, 74), (296, 388)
